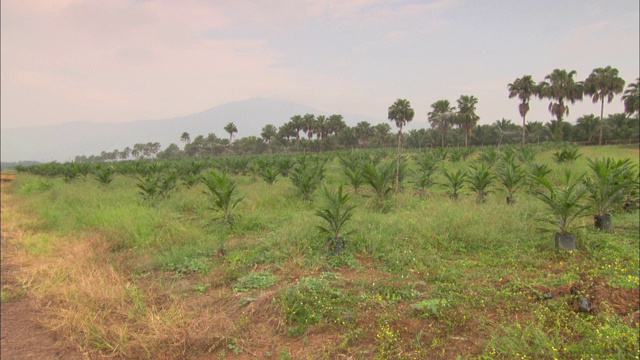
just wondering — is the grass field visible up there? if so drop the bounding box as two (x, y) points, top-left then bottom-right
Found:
(1, 144), (639, 359)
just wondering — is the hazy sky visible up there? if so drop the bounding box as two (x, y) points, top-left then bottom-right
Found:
(2, 0), (639, 130)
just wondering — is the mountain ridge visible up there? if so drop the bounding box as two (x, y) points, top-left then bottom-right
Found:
(1, 97), (382, 162)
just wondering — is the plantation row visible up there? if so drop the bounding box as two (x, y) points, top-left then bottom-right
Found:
(17, 143), (639, 250)
(7, 144), (640, 358)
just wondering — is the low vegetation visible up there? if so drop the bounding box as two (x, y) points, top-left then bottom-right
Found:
(2, 144), (639, 359)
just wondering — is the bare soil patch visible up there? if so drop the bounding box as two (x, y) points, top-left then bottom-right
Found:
(1, 183), (84, 359)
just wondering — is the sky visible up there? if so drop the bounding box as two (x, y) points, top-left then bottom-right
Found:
(1, 0), (639, 131)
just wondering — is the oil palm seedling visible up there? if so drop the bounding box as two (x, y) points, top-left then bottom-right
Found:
(448, 148), (464, 163)
(158, 170), (179, 198)
(62, 163), (79, 182)
(392, 156), (409, 191)
(552, 143), (581, 163)
(339, 153), (366, 194)
(516, 144), (538, 163)
(201, 171), (244, 226)
(526, 162), (553, 194)
(411, 152), (440, 194)
(466, 162), (495, 203)
(528, 162), (552, 179)
(75, 162), (92, 180)
(94, 166), (115, 187)
(289, 161), (324, 201)
(478, 146), (499, 165)
(136, 175), (162, 204)
(259, 166), (282, 185)
(247, 161), (261, 182)
(315, 185), (356, 255)
(181, 172), (201, 188)
(362, 161), (395, 211)
(585, 157), (637, 231)
(496, 160), (527, 204)
(432, 147), (448, 161)
(441, 168), (467, 200)
(276, 156), (294, 177)
(530, 170), (589, 250)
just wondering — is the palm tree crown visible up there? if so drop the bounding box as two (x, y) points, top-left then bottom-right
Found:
(537, 69), (584, 141)
(224, 122), (238, 142)
(507, 75), (536, 145)
(180, 132), (191, 145)
(622, 78), (639, 117)
(456, 95), (479, 148)
(261, 124), (277, 144)
(584, 66), (625, 145)
(428, 99), (455, 147)
(538, 69), (584, 121)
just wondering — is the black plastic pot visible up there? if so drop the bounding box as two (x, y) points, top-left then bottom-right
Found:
(555, 233), (576, 251)
(594, 214), (613, 232)
(327, 236), (345, 255)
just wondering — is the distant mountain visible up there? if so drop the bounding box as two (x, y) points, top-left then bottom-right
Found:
(1, 98), (382, 162)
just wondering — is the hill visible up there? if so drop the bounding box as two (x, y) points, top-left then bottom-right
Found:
(0, 98), (382, 162)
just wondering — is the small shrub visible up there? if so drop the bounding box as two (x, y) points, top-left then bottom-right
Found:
(411, 298), (449, 318)
(233, 271), (278, 292)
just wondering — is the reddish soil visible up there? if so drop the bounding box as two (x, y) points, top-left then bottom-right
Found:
(532, 276), (639, 327)
(1, 183), (84, 359)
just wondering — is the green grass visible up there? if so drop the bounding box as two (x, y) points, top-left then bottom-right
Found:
(4, 144), (639, 359)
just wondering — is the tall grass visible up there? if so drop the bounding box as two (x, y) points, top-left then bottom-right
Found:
(3, 144), (639, 359)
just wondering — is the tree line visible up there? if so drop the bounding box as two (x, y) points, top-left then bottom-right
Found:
(75, 67), (639, 163)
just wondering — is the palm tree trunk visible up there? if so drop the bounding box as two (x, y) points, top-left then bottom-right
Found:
(599, 99), (605, 146)
(522, 115), (526, 146)
(396, 128), (402, 193)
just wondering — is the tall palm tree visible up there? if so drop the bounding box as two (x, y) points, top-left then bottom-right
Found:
(622, 78), (639, 117)
(261, 124), (277, 144)
(278, 122), (296, 147)
(314, 115), (328, 140)
(224, 122), (238, 142)
(525, 121), (546, 144)
(372, 123), (392, 147)
(120, 146), (131, 160)
(302, 113), (316, 140)
(574, 115), (600, 144)
(584, 66), (626, 145)
(507, 75), (537, 145)
(456, 95), (480, 148)
(289, 115), (304, 150)
(388, 98), (415, 191)
(180, 132), (191, 145)
(537, 69), (584, 142)
(428, 99), (455, 147)
(354, 121), (373, 148)
(328, 114), (346, 138)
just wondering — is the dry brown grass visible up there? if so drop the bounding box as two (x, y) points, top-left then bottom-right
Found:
(2, 188), (335, 359)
